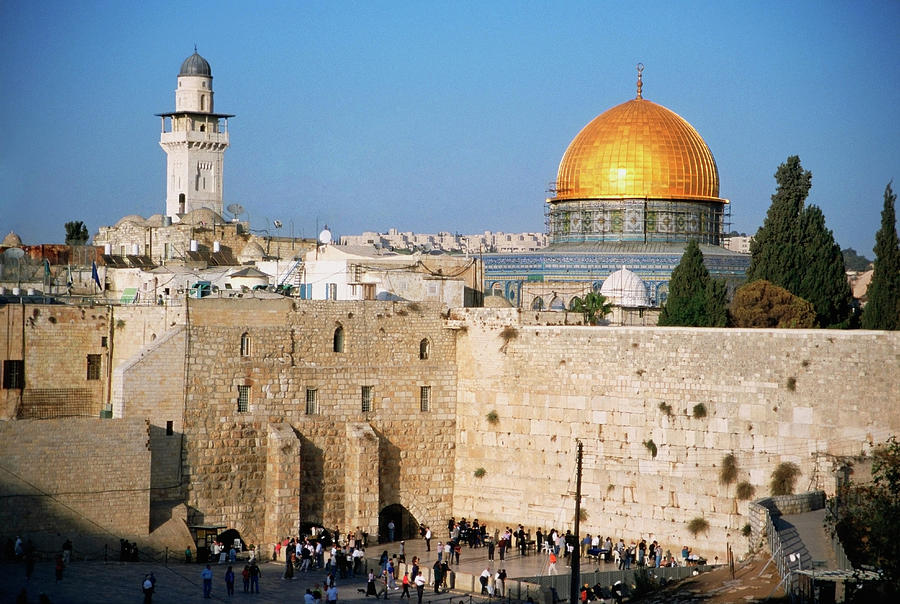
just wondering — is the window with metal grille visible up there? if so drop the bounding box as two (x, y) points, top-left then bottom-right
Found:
(3, 360), (24, 389)
(361, 385), (373, 413)
(240, 332), (251, 357)
(420, 386), (431, 412)
(326, 283), (337, 300)
(86, 354), (101, 380)
(237, 385), (250, 412)
(333, 326), (344, 353)
(305, 388), (318, 415)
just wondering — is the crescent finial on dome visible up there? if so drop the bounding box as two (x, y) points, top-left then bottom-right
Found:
(636, 63), (644, 100)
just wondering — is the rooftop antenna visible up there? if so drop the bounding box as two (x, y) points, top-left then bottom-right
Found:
(636, 63), (644, 99)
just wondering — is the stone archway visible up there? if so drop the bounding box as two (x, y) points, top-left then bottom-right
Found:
(378, 504), (421, 543)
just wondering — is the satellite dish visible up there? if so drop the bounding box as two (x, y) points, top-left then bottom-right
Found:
(318, 228), (332, 245)
(226, 203), (245, 222)
(3, 248), (25, 260)
(273, 220), (283, 229)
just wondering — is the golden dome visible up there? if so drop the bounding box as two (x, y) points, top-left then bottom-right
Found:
(554, 97), (721, 202)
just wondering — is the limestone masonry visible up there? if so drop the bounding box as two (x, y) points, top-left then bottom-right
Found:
(1, 300), (898, 560)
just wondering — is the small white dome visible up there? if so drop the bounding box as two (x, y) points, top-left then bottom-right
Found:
(600, 267), (650, 307)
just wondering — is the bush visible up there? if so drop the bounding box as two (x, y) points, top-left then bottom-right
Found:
(692, 403), (707, 419)
(474, 467), (486, 478)
(741, 523), (752, 538)
(736, 481), (756, 500)
(687, 517), (709, 537)
(770, 462), (801, 496)
(720, 454), (738, 485)
(730, 280), (817, 328)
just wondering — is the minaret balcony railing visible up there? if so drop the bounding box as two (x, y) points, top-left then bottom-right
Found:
(160, 130), (229, 145)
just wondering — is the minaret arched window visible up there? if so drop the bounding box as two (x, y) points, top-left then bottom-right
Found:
(333, 326), (344, 353)
(240, 332), (251, 357)
(419, 338), (430, 360)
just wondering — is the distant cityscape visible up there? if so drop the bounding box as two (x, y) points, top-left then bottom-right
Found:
(339, 229), (548, 254)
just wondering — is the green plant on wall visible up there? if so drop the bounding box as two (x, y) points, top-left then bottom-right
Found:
(720, 454), (738, 485)
(486, 410), (499, 425)
(687, 517), (709, 537)
(658, 402), (673, 416)
(643, 439), (658, 458)
(692, 403), (707, 419)
(474, 467), (486, 478)
(770, 462), (801, 495)
(736, 481), (756, 500)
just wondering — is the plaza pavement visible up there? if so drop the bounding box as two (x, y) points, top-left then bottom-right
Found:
(0, 536), (589, 604)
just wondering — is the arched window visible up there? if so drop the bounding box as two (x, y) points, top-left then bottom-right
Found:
(419, 338), (430, 360)
(240, 332), (251, 357)
(531, 297), (544, 310)
(569, 296), (582, 311)
(549, 296), (565, 311)
(333, 326), (344, 353)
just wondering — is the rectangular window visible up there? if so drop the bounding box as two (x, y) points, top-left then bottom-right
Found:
(2, 360), (24, 389)
(326, 283), (337, 300)
(420, 386), (431, 412)
(166, 420), (174, 436)
(237, 385), (250, 412)
(86, 354), (102, 380)
(101, 336), (108, 348)
(305, 388), (318, 415)
(361, 385), (373, 413)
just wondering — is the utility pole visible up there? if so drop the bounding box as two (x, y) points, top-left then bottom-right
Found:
(570, 439), (583, 604)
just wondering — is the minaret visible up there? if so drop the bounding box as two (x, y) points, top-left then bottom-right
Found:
(157, 49), (233, 219)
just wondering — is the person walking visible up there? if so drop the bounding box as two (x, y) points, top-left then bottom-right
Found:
(142, 574), (155, 604)
(400, 572), (411, 599)
(201, 565), (213, 598)
(249, 560), (261, 593)
(414, 573), (425, 604)
(327, 583), (338, 604)
(548, 551), (558, 575)
(225, 565), (235, 596)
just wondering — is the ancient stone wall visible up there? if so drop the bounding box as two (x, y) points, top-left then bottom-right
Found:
(451, 308), (900, 559)
(180, 298), (457, 547)
(0, 417), (150, 537)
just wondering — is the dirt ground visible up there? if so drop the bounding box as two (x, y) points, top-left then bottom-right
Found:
(636, 553), (788, 603)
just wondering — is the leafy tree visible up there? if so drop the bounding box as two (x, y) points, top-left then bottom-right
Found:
(570, 292), (612, 325)
(748, 156), (853, 327)
(835, 437), (900, 593)
(64, 221), (89, 246)
(861, 183), (900, 330)
(730, 280), (816, 328)
(842, 247), (872, 272)
(658, 240), (728, 326)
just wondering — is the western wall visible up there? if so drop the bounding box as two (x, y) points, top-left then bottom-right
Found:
(450, 308), (900, 557)
(2, 299), (898, 561)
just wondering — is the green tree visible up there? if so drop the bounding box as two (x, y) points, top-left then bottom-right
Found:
(658, 240), (727, 326)
(861, 182), (900, 330)
(796, 205), (854, 327)
(841, 247), (872, 272)
(730, 280), (816, 328)
(64, 221), (89, 246)
(570, 291), (612, 325)
(835, 437), (900, 594)
(748, 156), (810, 294)
(748, 156), (853, 327)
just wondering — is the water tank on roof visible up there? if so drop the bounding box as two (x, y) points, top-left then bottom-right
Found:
(213, 241), (220, 253)
(104, 243), (112, 255)
(132, 244), (140, 255)
(190, 240), (198, 252)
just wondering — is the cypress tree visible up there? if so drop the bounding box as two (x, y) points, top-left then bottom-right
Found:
(748, 156), (853, 327)
(797, 205), (853, 327)
(748, 156), (810, 293)
(862, 182), (900, 330)
(659, 240), (727, 326)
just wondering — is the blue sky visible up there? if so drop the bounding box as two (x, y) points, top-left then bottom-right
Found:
(1, 0), (898, 256)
